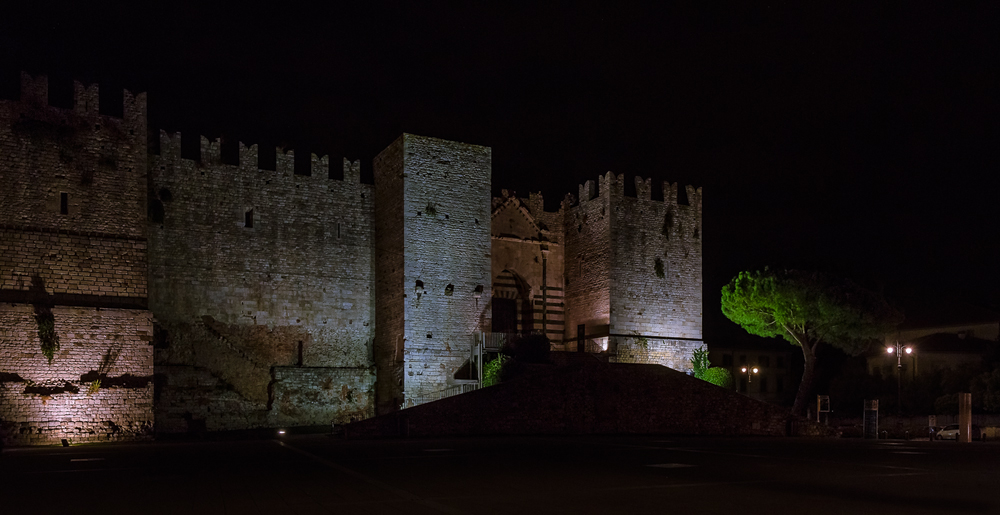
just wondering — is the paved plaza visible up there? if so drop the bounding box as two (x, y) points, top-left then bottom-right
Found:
(2, 434), (997, 514)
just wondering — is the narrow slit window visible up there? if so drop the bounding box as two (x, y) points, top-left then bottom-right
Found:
(60, 192), (68, 214)
(337, 223), (341, 239)
(245, 209), (254, 228)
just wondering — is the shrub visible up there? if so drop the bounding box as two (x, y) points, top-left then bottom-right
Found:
(482, 355), (509, 387)
(700, 367), (733, 388)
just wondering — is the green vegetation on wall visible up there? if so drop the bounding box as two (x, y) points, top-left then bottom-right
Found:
(691, 345), (710, 377)
(35, 311), (58, 364)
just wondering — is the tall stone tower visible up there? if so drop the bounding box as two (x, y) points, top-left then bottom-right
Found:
(563, 172), (703, 371)
(373, 134), (492, 414)
(0, 73), (153, 444)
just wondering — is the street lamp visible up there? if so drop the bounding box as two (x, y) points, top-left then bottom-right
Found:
(886, 341), (913, 414)
(740, 365), (759, 394)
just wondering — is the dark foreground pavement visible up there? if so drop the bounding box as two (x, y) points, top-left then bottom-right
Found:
(2, 435), (997, 514)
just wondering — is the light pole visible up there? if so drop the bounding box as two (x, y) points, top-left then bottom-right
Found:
(886, 341), (913, 414)
(740, 365), (759, 395)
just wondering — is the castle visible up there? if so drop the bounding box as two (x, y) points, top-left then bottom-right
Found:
(0, 73), (703, 445)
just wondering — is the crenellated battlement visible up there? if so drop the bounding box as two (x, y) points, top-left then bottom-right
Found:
(155, 130), (361, 184)
(16, 72), (146, 121)
(571, 171), (702, 212)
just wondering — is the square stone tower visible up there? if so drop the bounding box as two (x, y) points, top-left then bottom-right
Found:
(0, 73), (153, 445)
(373, 134), (492, 414)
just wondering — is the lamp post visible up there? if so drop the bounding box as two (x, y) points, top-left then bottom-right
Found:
(886, 341), (913, 414)
(740, 365), (759, 395)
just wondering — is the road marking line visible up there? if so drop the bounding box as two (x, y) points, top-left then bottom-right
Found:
(647, 463), (695, 468)
(20, 467), (142, 474)
(275, 440), (468, 515)
(599, 479), (776, 492)
(70, 458), (105, 462)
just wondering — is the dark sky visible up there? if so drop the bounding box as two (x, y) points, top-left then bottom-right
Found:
(2, 3), (998, 343)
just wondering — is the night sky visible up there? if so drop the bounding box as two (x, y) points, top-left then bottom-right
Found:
(2, 3), (998, 344)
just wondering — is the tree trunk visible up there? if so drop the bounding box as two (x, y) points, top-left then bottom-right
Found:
(791, 342), (818, 417)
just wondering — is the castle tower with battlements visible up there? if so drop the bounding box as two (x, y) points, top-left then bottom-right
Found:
(0, 73), (701, 444)
(0, 73), (154, 444)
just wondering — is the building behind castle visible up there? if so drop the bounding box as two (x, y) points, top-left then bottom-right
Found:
(0, 74), (702, 445)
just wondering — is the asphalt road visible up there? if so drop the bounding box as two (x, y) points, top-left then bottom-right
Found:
(2, 434), (997, 514)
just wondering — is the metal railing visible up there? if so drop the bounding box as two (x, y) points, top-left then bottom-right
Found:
(406, 381), (479, 407)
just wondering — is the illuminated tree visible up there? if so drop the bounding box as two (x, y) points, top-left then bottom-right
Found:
(721, 268), (902, 416)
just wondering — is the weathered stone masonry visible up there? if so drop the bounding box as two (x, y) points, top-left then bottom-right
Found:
(374, 134), (492, 413)
(1, 73), (702, 443)
(0, 73), (153, 445)
(148, 131), (377, 432)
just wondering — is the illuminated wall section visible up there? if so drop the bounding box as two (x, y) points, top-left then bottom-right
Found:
(562, 172), (702, 371)
(0, 73), (154, 445)
(148, 134), (377, 432)
(374, 134), (492, 412)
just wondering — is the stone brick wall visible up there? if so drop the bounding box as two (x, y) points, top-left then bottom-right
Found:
(270, 366), (375, 426)
(375, 134), (492, 410)
(611, 336), (698, 373)
(0, 227), (147, 303)
(0, 73), (153, 446)
(373, 135), (406, 413)
(609, 176), (703, 341)
(153, 364), (267, 433)
(0, 305), (154, 445)
(0, 73), (147, 306)
(561, 172), (702, 362)
(563, 179), (612, 345)
(148, 132), (377, 430)
(154, 364), (375, 433)
(0, 73), (147, 241)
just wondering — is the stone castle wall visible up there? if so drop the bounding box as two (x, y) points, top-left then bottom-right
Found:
(562, 172), (703, 366)
(0, 304), (154, 445)
(563, 178), (613, 345)
(0, 74), (147, 306)
(0, 73), (153, 445)
(148, 131), (376, 431)
(609, 174), (703, 340)
(2, 72), (705, 442)
(612, 336), (698, 373)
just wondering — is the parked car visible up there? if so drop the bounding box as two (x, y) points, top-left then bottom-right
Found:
(935, 424), (983, 441)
